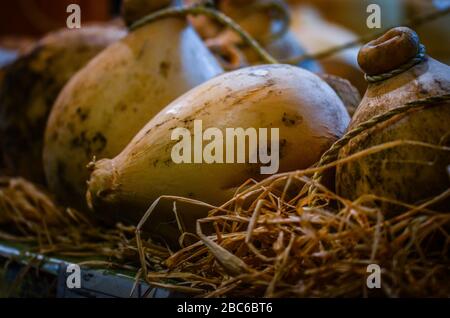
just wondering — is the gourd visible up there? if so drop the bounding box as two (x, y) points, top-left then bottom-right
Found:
(336, 27), (450, 213)
(0, 26), (125, 183)
(43, 0), (223, 210)
(87, 64), (350, 243)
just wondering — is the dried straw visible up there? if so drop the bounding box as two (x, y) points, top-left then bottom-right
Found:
(0, 142), (448, 297)
(137, 140), (450, 298)
(0, 177), (168, 271)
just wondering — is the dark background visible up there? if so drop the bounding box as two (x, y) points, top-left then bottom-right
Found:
(0, 0), (122, 37)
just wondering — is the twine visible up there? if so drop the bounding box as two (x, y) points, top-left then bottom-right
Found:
(189, 0), (290, 43)
(365, 44), (427, 83)
(129, 4), (279, 65)
(246, 0), (291, 43)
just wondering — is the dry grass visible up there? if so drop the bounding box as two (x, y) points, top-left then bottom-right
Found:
(0, 141), (449, 298)
(136, 141), (450, 298)
(0, 177), (167, 272)
(143, 183), (449, 297)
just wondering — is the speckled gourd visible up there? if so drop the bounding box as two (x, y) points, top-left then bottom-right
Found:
(87, 64), (350, 243)
(336, 27), (450, 212)
(43, 1), (223, 210)
(0, 26), (125, 184)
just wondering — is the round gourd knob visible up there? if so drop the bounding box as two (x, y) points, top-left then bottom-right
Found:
(358, 27), (420, 76)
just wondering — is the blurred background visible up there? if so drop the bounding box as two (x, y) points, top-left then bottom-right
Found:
(0, 1), (449, 71)
(0, 1), (447, 35)
(0, 0), (121, 37)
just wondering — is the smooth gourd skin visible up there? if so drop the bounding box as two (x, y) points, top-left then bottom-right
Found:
(336, 57), (450, 212)
(0, 26), (125, 184)
(87, 64), (350, 243)
(43, 18), (223, 210)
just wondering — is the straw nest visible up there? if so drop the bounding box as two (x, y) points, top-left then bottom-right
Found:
(0, 138), (448, 298)
(135, 140), (450, 297)
(0, 177), (167, 271)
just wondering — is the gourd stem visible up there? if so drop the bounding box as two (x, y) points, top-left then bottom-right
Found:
(309, 94), (450, 199)
(365, 44), (426, 83)
(130, 4), (279, 65)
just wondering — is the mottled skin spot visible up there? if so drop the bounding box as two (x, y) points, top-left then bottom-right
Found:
(159, 61), (171, 78)
(71, 131), (108, 157)
(76, 107), (89, 121)
(282, 113), (304, 127)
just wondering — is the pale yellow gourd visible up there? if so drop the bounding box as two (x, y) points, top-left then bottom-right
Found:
(87, 64), (350, 244)
(43, 5), (223, 210)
